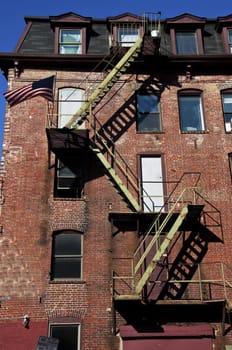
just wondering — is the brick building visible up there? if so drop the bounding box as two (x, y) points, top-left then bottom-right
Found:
(0, 10), (232, 350)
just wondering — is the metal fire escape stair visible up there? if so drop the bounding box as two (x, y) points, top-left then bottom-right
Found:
(113, 198), (190, 300)
(90, 145), (141, 212)
(134, 206), (189, 295)
(64, 36), (143, 129)
(61, 37), (144, 211)
(159, 232), (208, 300)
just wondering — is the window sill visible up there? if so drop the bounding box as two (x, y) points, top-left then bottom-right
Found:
(53, 197), (86, 201)
(181, 130), (208, 134)
(136, 131), (164, 134)
(50, 279), (86, 284)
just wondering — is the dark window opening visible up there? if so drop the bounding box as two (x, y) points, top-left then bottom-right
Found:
(54, 155), (84, 199)
(51, 231), (83, 280)
(50, 324), (80, 350)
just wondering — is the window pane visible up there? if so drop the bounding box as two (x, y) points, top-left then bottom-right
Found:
(138, 95), (159, 113)
(57, 177), (81, 189)
(176, 32), (198, 54)
(53, 257), (81, 278)
(222, 94), (232, 131)
(228, 29), (232, 43)
(179, 95), (204, 131)
(50, 325), (79, 350)
(60, 45), (81, 54)
(55, 233), (81, 255)
(137, 114), (161, 131)
(60, 30), (81, 43)
(223, 95), (232, 112)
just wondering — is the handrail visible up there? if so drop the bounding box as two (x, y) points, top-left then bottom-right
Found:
(133, 186), (199, 274)
(112, 261), (232, 301)
(91, 114), (157, 210)
(64, 36), (143, 129)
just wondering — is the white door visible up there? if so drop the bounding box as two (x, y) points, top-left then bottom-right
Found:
(58, 87), (85, 128)
(141, 156), (164, 212)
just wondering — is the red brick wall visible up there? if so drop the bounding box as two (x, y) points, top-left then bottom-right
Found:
(0, 68), (232, 349)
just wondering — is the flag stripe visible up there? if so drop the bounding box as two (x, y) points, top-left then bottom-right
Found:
(4, 76), (54, 107)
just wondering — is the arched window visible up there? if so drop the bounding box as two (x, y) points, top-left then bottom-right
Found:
(178, 89), (205, 132)
(51, 230), (83, 280)
(58, 87), (85, 128)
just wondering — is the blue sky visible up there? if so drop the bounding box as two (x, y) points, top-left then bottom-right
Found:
(0, 0), (231, 154)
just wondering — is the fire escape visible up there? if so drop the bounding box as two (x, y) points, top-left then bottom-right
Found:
(46, 13), (232, 330)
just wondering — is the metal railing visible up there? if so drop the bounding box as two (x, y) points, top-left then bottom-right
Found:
(112, 261), (232, 302)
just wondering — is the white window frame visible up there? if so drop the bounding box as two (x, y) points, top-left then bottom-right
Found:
(179, 92), (205, 132)
(222, 93), (232, 132)
(58, 87), (85, 128)
(59, 29), (82, 54)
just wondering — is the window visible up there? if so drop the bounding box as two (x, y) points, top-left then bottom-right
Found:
(118, 27), (139, 47)
(140, 155), (164, 212)
(222, 92), (232, 132)
(137, 94), (161, 132)
(51, 231), (83, 280)
(216, 15), (232, 54)
(58, 87), (85, 128)
(55, 156), (84, 199)
(50, 323), (80, 350)
(178, 91), (205, 132)
(228, 29), (232, 53)
(229, 153), (232, 179)
(175, 31), (198, 54)
(166, 14), (205, 55)
(59, 29), (82, 54)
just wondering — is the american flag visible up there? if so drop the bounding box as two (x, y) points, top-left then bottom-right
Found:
(4, 75), (54, 107)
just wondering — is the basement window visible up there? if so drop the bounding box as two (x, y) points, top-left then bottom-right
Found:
(49, 323), (80, 350)
(178, 90), (205, 132)
(51, 230), (83, 280)
(137, 94), (161, 132)
(221, 91), (232, 132)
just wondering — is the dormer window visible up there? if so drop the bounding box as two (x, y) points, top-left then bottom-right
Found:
(59, 29), (82, 54)
(165, 14), (205, 55)
(108, 13), (142, 48)
(227, 29), (232, 53)
(50, 12), (91, 55)
(118, 27), (139, 47)
(216, 15), (232, 54)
